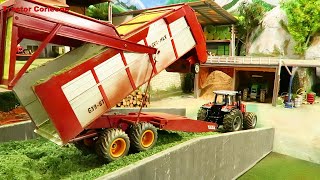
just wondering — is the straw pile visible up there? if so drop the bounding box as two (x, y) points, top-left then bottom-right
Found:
(199, 71), (233, 100)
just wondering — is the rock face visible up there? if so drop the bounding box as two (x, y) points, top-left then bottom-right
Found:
(293, 68), (316, 93)
(248, 6), (298, 58)
(215, 0), (279, 11)
(305, 36), (320, 78)
(305, 36), (320, 60)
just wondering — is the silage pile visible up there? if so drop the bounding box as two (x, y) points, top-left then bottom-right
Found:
(199, 71), (233, 100)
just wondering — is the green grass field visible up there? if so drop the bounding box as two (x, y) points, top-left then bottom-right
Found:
(0, 131), (217, 180)
(239, 152), (320, 180)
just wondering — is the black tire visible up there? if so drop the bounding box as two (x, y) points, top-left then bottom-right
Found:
(223, 109), (243, 132)
(243, 112), (257, 129)
(191, 63), (200, 74)
(74, 140), (95, 155)
(74, 130), (96, 155)
(260, 90), (266, 103)
(197, 107), (207, 120)
(95, 128), (130, 162)
(129, 122), (158, 152)
(243, 88), (248, 101)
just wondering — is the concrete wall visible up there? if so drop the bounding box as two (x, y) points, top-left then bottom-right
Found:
(19, 39), (65, 58)
(0, 121), (37, 143)
(151, 71), (183, 91)
(99, 128), (274, 180)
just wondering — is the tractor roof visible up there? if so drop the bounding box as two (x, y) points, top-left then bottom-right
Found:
(213, 90), (238, 95)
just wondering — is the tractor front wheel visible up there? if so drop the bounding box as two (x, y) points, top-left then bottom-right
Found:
(243, 112), (257, 129)
(129, 122), (158, 152)
(95, 128), (130, 162)
(197, 108), (207, 121)
(223, 109), (243, 132)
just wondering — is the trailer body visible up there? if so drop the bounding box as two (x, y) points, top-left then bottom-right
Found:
(0, 0), (216, 146)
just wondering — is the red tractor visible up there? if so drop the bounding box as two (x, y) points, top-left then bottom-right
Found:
(197, 90), (257, 132)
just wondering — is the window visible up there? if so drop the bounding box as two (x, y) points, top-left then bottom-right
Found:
(26, 45), (38, 52)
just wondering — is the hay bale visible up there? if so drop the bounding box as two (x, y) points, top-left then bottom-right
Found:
(199, 71), (233, 100)
(206, 33), (214, 40)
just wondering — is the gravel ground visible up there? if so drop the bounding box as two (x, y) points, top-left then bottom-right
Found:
(150, 95), (320, 164)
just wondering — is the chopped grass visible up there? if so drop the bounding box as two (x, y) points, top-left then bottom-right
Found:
(239, 152), (320, 180)
(0, 131), (217, 180)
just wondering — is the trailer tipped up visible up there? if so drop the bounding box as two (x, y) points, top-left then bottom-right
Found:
(1, 0), (217, 162)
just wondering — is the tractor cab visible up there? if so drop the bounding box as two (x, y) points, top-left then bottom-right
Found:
(212, 90), (242, 109)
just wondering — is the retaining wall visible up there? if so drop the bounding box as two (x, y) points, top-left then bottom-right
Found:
(0, 121), (37, 142)
(99, 128), (274, 180)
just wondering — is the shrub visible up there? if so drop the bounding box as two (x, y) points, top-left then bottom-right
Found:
(0, 91), (20, 112)
(182, 73), (194, 93)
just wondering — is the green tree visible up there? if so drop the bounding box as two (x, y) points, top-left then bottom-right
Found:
(236, 2), (266, 55)
(281, 0), (320, 55)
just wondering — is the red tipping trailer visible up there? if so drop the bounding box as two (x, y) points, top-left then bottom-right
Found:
(1, 0), (217, 162)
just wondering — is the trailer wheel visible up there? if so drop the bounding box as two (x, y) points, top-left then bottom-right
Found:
(74, 130), (96, 155)
(197, 107), (207, 121)
(74, 140), (94, 155)
(95, 128), (130, 162)
(243, 112), (257, 129)
(191, 63), (200, 74)
(260, 90), (266, 103)
(129, 122), (157, 152)
(223, 109), (243, 132)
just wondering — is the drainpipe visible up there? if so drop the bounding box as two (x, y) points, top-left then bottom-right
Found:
(108, 1), (112, 24)
(316, 67), (320, 78)
(286, 67), (298, 107)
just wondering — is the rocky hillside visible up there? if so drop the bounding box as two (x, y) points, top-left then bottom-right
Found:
(248, 6), (297, 58)
(247, 4), (320, 91)
(215, 0), (277, 11)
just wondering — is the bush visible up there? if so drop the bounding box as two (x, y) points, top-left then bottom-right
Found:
(0, 91), (20, 112)
(182, 73), (194, 93)
(312, 83), (320, 96)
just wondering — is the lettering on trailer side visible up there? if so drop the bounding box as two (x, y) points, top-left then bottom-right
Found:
(61, 71), (107, 127)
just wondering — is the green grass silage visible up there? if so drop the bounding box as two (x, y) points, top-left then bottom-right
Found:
(0, 131), (217, 180)
(239, 152), (320, 180)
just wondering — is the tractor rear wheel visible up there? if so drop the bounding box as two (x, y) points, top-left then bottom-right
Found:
(223, 109), (243, 132)
(243, 88), (248, 101)
(129, 122), (157, 152)
(243, 112), (257, 129)
(197, 108), (207, 121)
(95, 128), (130, 162)
(260, 90), (266, 103)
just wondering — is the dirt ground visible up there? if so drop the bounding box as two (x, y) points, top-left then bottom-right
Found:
(150, 95), (320, 164)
